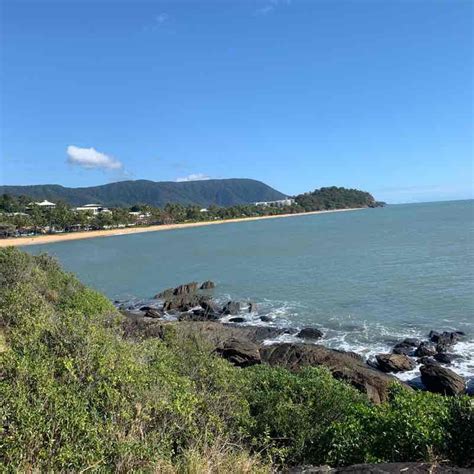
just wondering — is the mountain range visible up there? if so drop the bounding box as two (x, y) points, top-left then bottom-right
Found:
(0, 179), (287, 207)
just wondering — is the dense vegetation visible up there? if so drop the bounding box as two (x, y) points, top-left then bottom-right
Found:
(0, 178), (286, 208)
(0, 186), (383, 238)
(0, 248), (472, 471)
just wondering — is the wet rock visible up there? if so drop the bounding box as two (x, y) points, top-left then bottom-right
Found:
(163, 293), (210, 312)
(260, 343), (406, 404)
(144, 308), (163, 319)
(434, 352), (457, 364)
(417, 356), (439, 366)
(200, 280), (215, 290)
(222, 301), (241, 315)
(173, 282), (198, 296)
(215, 337), (261, 367)
(248, 302), (258, 313)
(420, 363), (465, 396)
(200, 299), (221, 316)
(296, 328), (324, 340)
(375, 353), (416, 373)
(260, 315), (273, 322)
(414, 342), (437, 357)
(139, 306), (153, 311)
(229, 317), (246, 323)
(178, 310), (219, 322)
(429, 331), (461, 352)
(154, 288), (174, 299)
(392, 338), (419, 356)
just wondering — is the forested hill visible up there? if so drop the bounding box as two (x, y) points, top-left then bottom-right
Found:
(0, 178), (286, 207)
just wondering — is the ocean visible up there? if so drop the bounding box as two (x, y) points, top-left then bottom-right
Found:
(26, 200), (474, 385)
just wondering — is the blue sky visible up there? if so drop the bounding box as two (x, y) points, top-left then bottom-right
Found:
(1, 0), (472, 203)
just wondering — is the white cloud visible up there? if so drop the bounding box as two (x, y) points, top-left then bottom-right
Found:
(155, 13), (169, 24)
(66, 145), (123, 171)
(176, 173), (211, 182)
(255, 0), (291, 15)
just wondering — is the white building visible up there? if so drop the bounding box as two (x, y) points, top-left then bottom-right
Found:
(254, 198), (295, 207)
(75, 204), (111, 215)
(30, 200), (56, 209)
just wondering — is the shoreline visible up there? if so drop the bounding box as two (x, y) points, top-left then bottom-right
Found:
(0, 207), (364, 247)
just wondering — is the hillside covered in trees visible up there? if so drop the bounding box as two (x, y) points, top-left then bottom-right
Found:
(0, 178), (287, 208)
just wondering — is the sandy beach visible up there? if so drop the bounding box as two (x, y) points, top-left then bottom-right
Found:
(0, 208), (364, 247)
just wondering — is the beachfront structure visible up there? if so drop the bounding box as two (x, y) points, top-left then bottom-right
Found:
(75, 204), (111, 215)
(254, 198), (295, 208)
(29, 200), (56, 208)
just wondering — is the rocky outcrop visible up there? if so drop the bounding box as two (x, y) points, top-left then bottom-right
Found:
(260, 343), (404, 403)
(375, 353), (416, 373)
(414, 342), (437, 358)
(222, 301), (241, 315)
(248, 302), (257, 313)
(200, 280), (215, 290)
(296, 328), (323, 340)
(420, 363), (465, 396)
(215, 337), (261, 367)
(392, 338), (420, 356)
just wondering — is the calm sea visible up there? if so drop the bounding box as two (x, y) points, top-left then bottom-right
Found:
(26, 200), (474, 383)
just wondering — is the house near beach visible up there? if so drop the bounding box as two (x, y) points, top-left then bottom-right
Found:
(75, 203), (111, 215)
(254, 198), (295, 207)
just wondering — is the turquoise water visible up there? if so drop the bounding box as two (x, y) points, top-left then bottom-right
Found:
(27, 200), (474, 381)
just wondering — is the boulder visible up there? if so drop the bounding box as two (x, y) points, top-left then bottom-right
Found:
(200, 299), (221, 316)
(392, 338), (419, 355)
(173, 282), (198, 296)
(144, 308), (163, 319)
(215, 337), (261, 367)
(375, 353), (416, 373)
(429, 331), (461, 352)
(200, 280), (215, 290)
(434, 352), (456, 364)
(163, 294), (210, 312)
(178, 310), (219, 322)
(260, 315), (273, 322)
(414, 342), (437, 357)
(260, 343), (405, 403)
(420, 363), (465, 396)
(229, 317), (246, 323)
(222, 301), (241, 315)
(296, 328), (323, 340)
(154, 288), (174, 299)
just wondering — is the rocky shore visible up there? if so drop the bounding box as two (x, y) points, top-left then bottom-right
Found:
(119, 281), (470, 402)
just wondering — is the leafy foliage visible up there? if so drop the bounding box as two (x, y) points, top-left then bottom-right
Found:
(0, 248), (471, 471)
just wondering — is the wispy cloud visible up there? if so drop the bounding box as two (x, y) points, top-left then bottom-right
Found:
(255, 0), (291, 16)
(155, 13), (169, 24)
(66, 145), (123, 171)
(176, 173), (211, 182)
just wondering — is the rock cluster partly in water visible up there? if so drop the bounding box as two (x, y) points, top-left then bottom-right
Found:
(119, 281), (468, 401)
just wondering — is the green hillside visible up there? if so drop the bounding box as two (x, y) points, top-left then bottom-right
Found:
(0, 178), (287, 207)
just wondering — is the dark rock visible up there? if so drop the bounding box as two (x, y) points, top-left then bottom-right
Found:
(163, 294), (210, 312)
(260, 315), (273, 322)
(248, 302), (258, 313)
(229, 317), (246, 323)
(144, 308), (163, 319)
(154, 288), (174, 299)
(296, 328), (324, 340)
(417, 356), (439, 366)
(260, 343), (406, 403)
(375, 353), (416, 373)
(200, 280), (215, 290)
(178, 310), (219, 322)
(429, 331), (461, 350)
(215, 337), (261, 367)
(420, 363), (465, 396)
(222, 301), (241, 315)
(414, 342), (437, 357)
(139, 306), (153, 311)
(173, 282), (198, 296)
(392, 339), (418, 356)
(200, 299), (221, 316)
(434, 352), (456, 364)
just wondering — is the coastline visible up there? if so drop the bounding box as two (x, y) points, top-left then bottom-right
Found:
(0, 207), (364, 247)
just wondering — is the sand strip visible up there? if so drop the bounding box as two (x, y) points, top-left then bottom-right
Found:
(0, 208), (365, 247)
